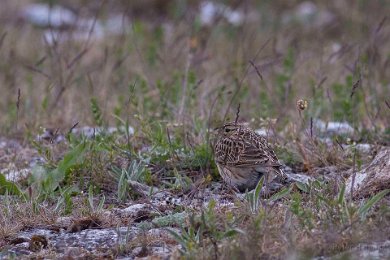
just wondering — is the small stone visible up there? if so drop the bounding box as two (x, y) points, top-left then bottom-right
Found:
(118, 204), (157, 223)
(314, 120), (354, 137)
(55, 216), (73, 228)
(22, 3), (76, 28)
(255, 128), (268, 137)
(28, 235), (48, 252)
(4, 168), (30, 182)
(344, 143), (372, 154)
(285, 173), (313, 185)
(345, 147), (390, 198)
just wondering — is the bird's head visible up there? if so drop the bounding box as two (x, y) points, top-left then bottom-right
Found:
(214, 122), (242, 137)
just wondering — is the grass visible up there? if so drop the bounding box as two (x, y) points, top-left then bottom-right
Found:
(0, 0), (390, 258)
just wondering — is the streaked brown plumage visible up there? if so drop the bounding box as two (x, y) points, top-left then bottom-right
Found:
(214, 122), (285, 192)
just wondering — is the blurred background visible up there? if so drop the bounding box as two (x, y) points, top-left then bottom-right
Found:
(0, 0), (389, 138)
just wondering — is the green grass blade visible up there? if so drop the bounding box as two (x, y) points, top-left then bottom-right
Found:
(338, 183), (346, 204)
(0, 173), (22, 196)
(295, 182), (308, 193)
(253, 175), (265, 210)
(358, 189), (390, 220)
(270, 186), (292, 202)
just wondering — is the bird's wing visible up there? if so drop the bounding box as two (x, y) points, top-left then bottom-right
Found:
(215, 137), (281, 167)
(214, 138), (239, 165)
(235, 140), (282, 167)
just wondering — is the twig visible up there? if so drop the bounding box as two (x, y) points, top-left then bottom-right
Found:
(50, 128), (60, 144)
(166, 127), (179, 161)
(67, 48), (89, 70)
(223, 38), (271, 121)
(84, 0), (106, 48)
(335, 138), (344, 151)
(375, 16), (387, 35)
(67, 122), (79, 136)
(16, 88), (21, 130)
(350, 151), (357, 200)
(310, 117), (313, 139)
(66, 0), (105, 69)
(249, 60), (263, 81)
(316, 76), (327, 89)
(385, 100), (390, 110)
(23, 64), (51, 79)
(35, 56), (47, 67)
(0, 31), (7, 49)
(326, 88), (332, 103)
(350, 77), (361, 98)
(234, 104), (241, 125)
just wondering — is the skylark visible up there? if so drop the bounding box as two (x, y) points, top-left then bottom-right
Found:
(214, 122), (286, 192)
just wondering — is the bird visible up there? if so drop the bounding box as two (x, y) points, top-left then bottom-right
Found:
(214, 122), (286, 192)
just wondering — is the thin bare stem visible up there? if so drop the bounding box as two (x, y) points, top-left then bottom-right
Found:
(234, 104), (241, 125)
(223, 38), (271, 121)
(15, 88), (21, 130)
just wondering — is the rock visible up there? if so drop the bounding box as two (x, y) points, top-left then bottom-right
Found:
(314, 120), (354, 137)
(35, 126), (135, 144)
(255, 128), (268, 137)
(28, 235), (48, 252)
(343, 240), (390, 259)
(345, 147), (390, 198)
(282, 2), (334, 28)
(118, 203), (156, 222)
(36, 128), (65, 143)
(148, 246), (172, 258)
(127, 180), (159, 197)
(22, 3), (76, 28)
(296, 1), (317, 20)
(2, 229), (57, 257)
(318, 240), (390, 259)
(55, 216), (73, 228)
(2, 227), (140, 258)
(55, 229), (118, 252)
(344, 143), (372, 154)
(3, 168), (30, 182)
(285, 173), (313, 185)
(199, 2), (244, 26)
(29, 156), (46, 168)
(71, 126), (135, 138)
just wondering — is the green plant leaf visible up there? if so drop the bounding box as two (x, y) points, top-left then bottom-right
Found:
(223, 228), (245, 238)
(0, 173), (22, 196)
(54, 141), (88, 183)
(295, 182), (308, 193)
(254, 176), (265, 202)
(270, 186), (292, 202)
(338, 183), (346, 204)
(90, 97), (103, 127)
(358, 189), (390, 220)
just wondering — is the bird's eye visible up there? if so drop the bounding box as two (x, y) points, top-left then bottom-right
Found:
(225, 128), (231, 133)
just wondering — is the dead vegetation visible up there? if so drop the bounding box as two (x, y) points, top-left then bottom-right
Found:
(0, 0), (390, 259)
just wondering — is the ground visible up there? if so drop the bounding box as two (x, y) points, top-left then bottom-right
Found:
(0, 0), (390, 259)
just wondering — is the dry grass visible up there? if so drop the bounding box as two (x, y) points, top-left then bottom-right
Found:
(0, 0), (388, 134)
(0, 198), (59, 244)
(0, 0), (389, 258)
